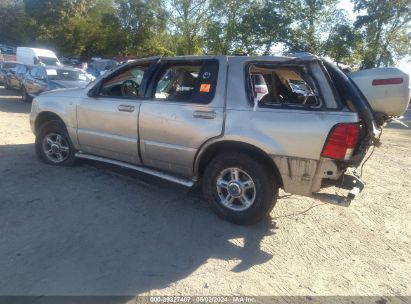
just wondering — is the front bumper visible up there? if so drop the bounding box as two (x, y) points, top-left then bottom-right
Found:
(29, 100), (39, 135)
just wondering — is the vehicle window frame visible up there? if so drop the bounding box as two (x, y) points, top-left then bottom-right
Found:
(146, 59), (219, 105)
(92, 61), (156, 101)
(244, 62), (327, 111)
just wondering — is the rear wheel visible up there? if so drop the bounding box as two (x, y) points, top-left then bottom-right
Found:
(35, 120), (77, 166)
(202, 152), (278, 225)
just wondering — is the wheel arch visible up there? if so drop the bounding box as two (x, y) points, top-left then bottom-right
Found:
(34, 111), (66, 134)
(195, 140), (283, 188)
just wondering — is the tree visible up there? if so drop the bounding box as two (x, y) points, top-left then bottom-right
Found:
(239, 0), (291, 55)
(204, 0), (252, 55)
(0, 0), (27, 46)
(115, 0), (172, 56)
(285, 0), (344, 55)
(353, 0), (411, 68)
(168, 0), (209, 55)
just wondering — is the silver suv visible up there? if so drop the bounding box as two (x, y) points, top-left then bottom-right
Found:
(29, 54), (409, 224)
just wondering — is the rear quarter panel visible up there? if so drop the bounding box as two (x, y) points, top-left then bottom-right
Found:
(224, 57), (359, 160)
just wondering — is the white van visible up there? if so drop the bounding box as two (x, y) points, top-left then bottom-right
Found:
(16, 47), (61, 66)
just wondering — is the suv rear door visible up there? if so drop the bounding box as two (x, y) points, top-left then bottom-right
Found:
(139, 57), (226, 177)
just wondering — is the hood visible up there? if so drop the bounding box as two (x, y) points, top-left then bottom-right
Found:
(50, 80), (89, 89)
(39, 87), (85, 98)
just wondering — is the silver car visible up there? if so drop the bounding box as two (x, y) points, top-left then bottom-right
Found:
(29, 54), (410, 225)
(22, 66), (91, 103)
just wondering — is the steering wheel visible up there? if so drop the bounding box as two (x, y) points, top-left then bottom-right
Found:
(121, 79), (139, 97)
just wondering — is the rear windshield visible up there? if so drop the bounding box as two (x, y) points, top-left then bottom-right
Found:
(39, 56), (59, 66)
(46, 68), (89, 81)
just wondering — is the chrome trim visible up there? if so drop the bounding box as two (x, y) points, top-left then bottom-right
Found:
(193, 110), (216, 119)
(75, 152), (195, 187)
(118, 105), (135, 112)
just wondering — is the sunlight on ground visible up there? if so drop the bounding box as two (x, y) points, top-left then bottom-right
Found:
(0, 96), (22, 99)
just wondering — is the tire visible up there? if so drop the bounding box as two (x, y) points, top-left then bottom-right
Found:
(22, 87), (32, 103)
(4, 80), (10, 90)
(35, 120), (77, 166)
(202, 152), (279, 225)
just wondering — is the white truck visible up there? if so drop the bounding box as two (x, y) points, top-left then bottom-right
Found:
(16, 47), (61, 67)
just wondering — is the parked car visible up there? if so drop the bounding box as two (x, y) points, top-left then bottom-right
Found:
(86, 59), (118, 78)
(4, 63), (33, 91)
(22, 66), (91, 102)
(60, 56), (83, 68)
(29, 54), (410, 225)
(16, 47), (61, 66)
(0, 61), (19, 85)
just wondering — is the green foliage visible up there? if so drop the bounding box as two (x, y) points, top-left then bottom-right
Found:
(353, 0), (411, 68)
(0, 0), (27, 45)
(0, 0), (409, 67)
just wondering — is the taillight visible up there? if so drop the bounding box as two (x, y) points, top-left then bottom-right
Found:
(372, 78), (403, 86)
(321, 123), (360, 160)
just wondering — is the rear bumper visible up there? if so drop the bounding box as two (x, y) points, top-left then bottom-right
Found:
(271, 155), (345, 196)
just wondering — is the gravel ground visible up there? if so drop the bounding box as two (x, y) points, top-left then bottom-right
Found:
(0, 86), (409, 297)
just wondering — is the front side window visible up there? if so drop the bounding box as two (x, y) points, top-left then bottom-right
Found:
(153, 60), (218, 103)
(248, 64), (320, 108)
(100, 65), (148, 98)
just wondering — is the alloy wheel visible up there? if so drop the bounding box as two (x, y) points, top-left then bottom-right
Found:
(216, 167), (256, 211)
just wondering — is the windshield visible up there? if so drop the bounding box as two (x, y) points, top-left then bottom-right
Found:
(46, 68), (89, 81)
(92, 60), (117, 71)
(39, 56), (59, 66)
(2, 62), (17, 69)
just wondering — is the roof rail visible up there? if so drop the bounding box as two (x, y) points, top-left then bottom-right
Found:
(289, 52), (318, 60)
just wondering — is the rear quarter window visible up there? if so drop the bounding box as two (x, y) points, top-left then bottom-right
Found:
(247, 63), (321, 109)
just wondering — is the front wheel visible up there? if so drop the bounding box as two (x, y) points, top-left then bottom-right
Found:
(22, 87), (32, 103)
(35, 120), (77, 166)
(202, 153), (278, 225)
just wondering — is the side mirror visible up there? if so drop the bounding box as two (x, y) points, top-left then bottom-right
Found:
(253, 74), (268, 111)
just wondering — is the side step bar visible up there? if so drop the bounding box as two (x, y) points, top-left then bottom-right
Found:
(75, 153), (195, 187)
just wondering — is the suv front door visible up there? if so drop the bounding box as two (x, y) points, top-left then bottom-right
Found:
(77, 61), (155, 164)
(139, 58), (225, 177)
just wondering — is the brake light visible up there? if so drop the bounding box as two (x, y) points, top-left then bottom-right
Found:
(322, 124), (359, 160)
(372, 78), (403, 86)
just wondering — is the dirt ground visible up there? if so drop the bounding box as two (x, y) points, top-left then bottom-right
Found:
(0, 86), (410, 297)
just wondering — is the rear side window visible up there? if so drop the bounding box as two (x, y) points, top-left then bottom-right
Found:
(153, 60), (218, 104)
(248, 63), (320, 108)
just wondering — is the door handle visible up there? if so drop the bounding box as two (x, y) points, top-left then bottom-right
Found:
(118, 105), (135, 112)
(193, 110), (216, 119)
